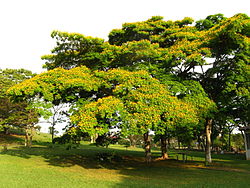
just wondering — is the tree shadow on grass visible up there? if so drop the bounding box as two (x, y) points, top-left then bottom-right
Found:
(0, 133), (24, 144)
(1, 142), (149, 170)
(2, 143), (250, 188)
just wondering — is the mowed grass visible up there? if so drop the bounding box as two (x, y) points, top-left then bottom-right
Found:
(1, 133), (250, 188)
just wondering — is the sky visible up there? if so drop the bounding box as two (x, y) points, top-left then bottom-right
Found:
(0, 0), (249, 74)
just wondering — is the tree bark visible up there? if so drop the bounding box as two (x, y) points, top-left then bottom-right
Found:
(197, 136), (202, 150)
(178, 138), (181, 149)
(205, 119), (213, 164)
(3, 127), (9, 135)
(25, 127), (29, 147)
(160, 135), (169, 159)
(228, 130), (231, 151)
(29, 126), (34, 147)
(90, 134), (98, 143)
(52, 123), (55, 143)
(144, 132), (152, 163)
(128, 135), (137, 147)
(90, 135), (95, 143)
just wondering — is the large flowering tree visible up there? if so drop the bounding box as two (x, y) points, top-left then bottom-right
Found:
(8, 67), (199, 162)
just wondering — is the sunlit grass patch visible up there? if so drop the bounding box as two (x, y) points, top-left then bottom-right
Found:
(0, 134), (250, 187)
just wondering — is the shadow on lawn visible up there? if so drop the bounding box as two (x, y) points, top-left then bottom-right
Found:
(0, 134), (24, 144)
(1, 141), (149, 169)
(1, 141), (247, 169)
(2, 142), (250, 188)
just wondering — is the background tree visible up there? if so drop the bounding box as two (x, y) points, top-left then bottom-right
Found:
(0, 69), (36, 135)
(46, 103), (69, 142)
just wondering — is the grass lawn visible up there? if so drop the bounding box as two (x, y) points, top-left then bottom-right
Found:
(1, 133), (250, 188)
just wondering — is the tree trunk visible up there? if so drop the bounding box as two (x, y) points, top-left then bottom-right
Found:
(90, 134), (98, 143)
(29, 126), (34, 147)
(178, 138), (181, 149)
(197, 136), (202, 150)
(90, 135), (95, 143)
(25, 127), (29, 147)
(168, 138), (171, 148)
(128, 135), (137, 147)
(160, 135), (169, 159)
(144, 132), (151, 163)
(51, 124), (55, 143)
(228, 130), (231, 151)
(51, 113), (56, 143)
(240, 130), (245, 140)
(3, 127), (9, 135)
(205, 119), (213, 164)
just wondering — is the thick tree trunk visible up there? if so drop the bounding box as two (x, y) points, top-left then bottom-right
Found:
(128, 135), (137, 147)
(205, 119), (213, 164)
(160, 135), (169, 159)
(90, 134), (98, 143)
(90, 135), (95, 143)
(144, 132), (152, 163)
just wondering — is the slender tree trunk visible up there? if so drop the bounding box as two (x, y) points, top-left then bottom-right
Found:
(51, 112), (56, 143)
(144, 132), (151, 163)
(29, 126), (34, 147)
(90, 135), (95, 143)
(3, 127), (9, 135)
(160, 135), (169, 159)
(228, 130), (231, 151)
(52, 123), (55, 143)
(197, 136), (202, 150)
(205, 119), (213, 164)
(240, 130), (245, 141)
(178, 138), (181, 150)
(25, 127), (29, 147)
(168, 138), (171, 148)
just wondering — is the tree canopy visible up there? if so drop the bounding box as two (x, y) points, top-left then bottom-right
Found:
(6, 13), (250, 162)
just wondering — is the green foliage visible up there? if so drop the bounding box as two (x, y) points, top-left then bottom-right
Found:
(42, 31), (105, 70)
(195, 14), (226, 31)
(0, 69), (35, 98)
(7, 13), (250, 161)
(202, 13), (250, 128)
(7, 66), (103, 103)
(231, 133), (245, 150)
(108, 16), (194, 46)
(8, 67), (199, 153)
(95, 133), (120, 148)
(0, 69), (38, 135)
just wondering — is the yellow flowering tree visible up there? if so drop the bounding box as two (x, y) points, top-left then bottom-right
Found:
(8, 67), (199, 162)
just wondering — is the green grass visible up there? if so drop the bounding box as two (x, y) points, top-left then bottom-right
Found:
(1, 133), (250, 188)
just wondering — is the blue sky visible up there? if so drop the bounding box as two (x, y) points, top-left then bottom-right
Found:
(0, 0), (249, 73)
